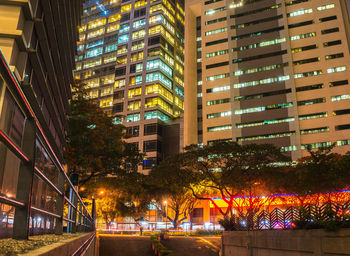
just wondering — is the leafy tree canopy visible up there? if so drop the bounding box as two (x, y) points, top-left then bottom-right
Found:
(65, 82), (143, 185)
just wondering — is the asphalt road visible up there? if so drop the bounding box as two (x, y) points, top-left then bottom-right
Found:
(99, 235), (153, 256)
(162, 236), (221, 256)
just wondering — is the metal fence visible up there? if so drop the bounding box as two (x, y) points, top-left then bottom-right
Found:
(0, 50), (94, 239)
(227, 202), (350, 231)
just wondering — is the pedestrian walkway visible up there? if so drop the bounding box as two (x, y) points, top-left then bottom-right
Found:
(99, 235), (153, 256)
(162, 236), (220, 256)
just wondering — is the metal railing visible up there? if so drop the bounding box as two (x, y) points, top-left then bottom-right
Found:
(222, 202), (350, 231)
(0, 50), (94, 239)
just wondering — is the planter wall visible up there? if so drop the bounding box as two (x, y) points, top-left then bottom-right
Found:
(222, 229), (350, 256)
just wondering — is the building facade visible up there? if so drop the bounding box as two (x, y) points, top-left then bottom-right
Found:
(75, 0), (185, 172)
(185, 0), (350, 160)
(0, 0), (93, 239)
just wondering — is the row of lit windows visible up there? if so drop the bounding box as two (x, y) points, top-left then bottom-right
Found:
(206, 85), (230, 93)
(207, 125), (232, 132)
(206, 49), (228, 58)
(205, 27), (227, 36)
(145, 97), (173, 115)
(146, 59), (173, 77)
(207, 111), (232, 119)
(206, 73), (229, 81)
(234, 63), (288, 76)
(235, 103), (293, 115)
(149, 14), (175, 34)
(233, 75), (289, 89)
(237, 131), (296, 142)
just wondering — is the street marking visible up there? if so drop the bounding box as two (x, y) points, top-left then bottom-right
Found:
(197, 237), (220, 250)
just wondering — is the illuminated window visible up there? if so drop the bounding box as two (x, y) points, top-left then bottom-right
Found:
(101, 75), (114, 85)
(207, 111), (232, 119)
(86, 78), (100, 88)
(104, 53), (116, 64)
(128, 100), (141, 111)
(317, 4), (335, 11)
(117, 44), (128, 55)
(327, 66), (346, 73)
(128, 87), (142, 98)
(145, 84), (173, 102)
(145, 97), (173, 114)
(105, 43), (117, 53)
(146, 72), (172, 89)
(238, 132), (296, 142)
(115, 79), (126, 88)
(206, 73), (229, 81)
(100, 97), (113, 108)
(87, 28), (105, 39)
(108, 13), (121, 23)
(129, 75), (143, 85)
(101, 86), (113, 96)
(331, 94), (350, 102)
(83, 58), (102, 69)
(235, 103), (293, 115)
(132, 29), (146, 40)
(205, 28), (227, 36)
(207, 125), (232, 132)
(120, 24), (130, 34)
(88, 90), (99, 99)
(131, 40), (144, 51)
(134, 0), (147, 9)
(117, 56), (127, 65)
(301, 142), (331, 150)
(127, 113), (140, 122)
(287, 9), (312, 17)
(121, 4), (132, 13)
(88, 18), (106, 30)
(205, 7), (226, 15)
(144, 110), (170, 122)
(85, 47), (103, 58)
(146, 59), (173, 77)
(133, 19), (146, 29)
(118, 34), (129, 44)
(131, 51), (144, 62)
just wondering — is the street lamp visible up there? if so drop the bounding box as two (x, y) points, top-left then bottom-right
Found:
(164, 200), (168, 230)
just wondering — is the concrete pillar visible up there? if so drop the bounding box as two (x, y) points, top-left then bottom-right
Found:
(13, 117), (36, 239)
(54, 171), (65, 235)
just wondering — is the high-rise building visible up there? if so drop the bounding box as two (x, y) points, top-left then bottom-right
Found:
(185, 0), (350, 160)
(0, 0), (87, 238)
(75, 0), (185, 172)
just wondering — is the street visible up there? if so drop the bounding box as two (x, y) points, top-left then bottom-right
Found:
(99, 235), (153, 256)
(99, 235), (221, 256)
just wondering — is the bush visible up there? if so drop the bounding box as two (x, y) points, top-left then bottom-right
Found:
(218, 216), (244, 231)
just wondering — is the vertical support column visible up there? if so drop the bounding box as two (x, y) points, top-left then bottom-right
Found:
(77, 201), (82, 232)
(13, 117), (36, 239)
(55, 171), (65, 235)
(71, 192), (78, 233)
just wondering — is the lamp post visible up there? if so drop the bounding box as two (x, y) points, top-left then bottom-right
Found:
(164, 200), (168, 230)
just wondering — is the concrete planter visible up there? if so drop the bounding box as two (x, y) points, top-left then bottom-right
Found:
(221, 228), (350, 256)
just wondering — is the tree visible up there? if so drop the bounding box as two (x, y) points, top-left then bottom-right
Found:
(65, 82), (143, 185)
(280, 145), (348, 206)
(182, 141), (289, 225)
(147, 155), (199, 229)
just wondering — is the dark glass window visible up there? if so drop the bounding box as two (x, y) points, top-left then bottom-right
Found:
(115, 67), (126, 77)
(126, 126), (139, 137)
(319, 16), (337, 22)
(134, 7), (146, 18)
(144, 124), (163, 136)
(321, 27), (339, 35)
(335, 124), (350, 131)
(113, 102), (124, 113)
(323, 40), (341, 47)
(142, 157), (158, 169)
(143, 140), (161, 152)
(329, 80), (348, 87)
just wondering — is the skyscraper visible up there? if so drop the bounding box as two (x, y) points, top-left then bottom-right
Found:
(75, 0), (185, 172)
(185, 0), (350, 160)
